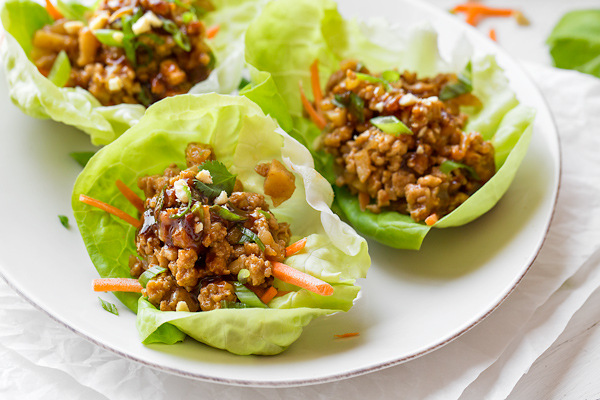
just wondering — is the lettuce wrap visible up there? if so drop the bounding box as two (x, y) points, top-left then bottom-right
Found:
(244, 0), (535, 250)
(72, 93), (370, 355)
(0, 0), (268, 145)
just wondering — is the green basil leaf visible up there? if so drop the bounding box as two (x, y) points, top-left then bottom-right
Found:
(69, 151), (96, 167)
(58, 215), (69, 228)
(139, 266), (167, 288)
(440, 160), (480, 180)
(233, 282), (267, 308)
(370, 115), (412, 135)
(237, 227), (266, 251)
(98, 297), (119, 315)
(47, 50), (71, 87)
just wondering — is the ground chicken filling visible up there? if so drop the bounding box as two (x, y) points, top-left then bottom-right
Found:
(319, 60), (495, 224)
(31, 0), (214, 106)
(129, 143), (292, 312)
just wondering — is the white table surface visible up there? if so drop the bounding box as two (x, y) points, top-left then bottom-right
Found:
(2, 1), (600, 399)
(423, 1), (600, 399)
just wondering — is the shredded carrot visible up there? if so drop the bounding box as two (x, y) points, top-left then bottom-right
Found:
(452, 3), (522, 27)
(272, 261), (334, 296)
(489, 28), (497, 41)
(334, 332), (360, 339)
(275, 290), (291, 297)
(45, 0), (64, 20)
(206, 25), (220, 39)
(299, 80), (327, 130)
(93, 278), (142, 293)
(285, 237), (307, 257)
(116, 180), (145, 214)
(260, 286), (278, 304)
(310, 59), (323, 113)
(79, 194), (142, 229)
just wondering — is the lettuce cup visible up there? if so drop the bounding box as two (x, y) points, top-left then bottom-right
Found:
(1, 0), (265, 145)
(244, 0), (535, 250)
(72, 93), (370, 355)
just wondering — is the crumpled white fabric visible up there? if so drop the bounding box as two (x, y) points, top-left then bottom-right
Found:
(1, 63), (600, 400)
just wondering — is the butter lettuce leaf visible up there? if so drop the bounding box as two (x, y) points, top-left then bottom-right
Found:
(72, 93), (369, 355)
(245, 0), (535, 249)
(0, 0), (266, 145)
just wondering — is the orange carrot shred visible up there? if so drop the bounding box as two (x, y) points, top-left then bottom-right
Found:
(285, 237), (307, 257)
(206, 24), (220, 39)
(334, 332), (360, 339)
(79, 194), (142, 229)
(272, 261), (334, 296)
(275, 290), (291, 297)
(310, 59), (323, 113)
(93, 278), (142, 293)
(45, 0), (64, 20)
(116, 180), (145, 214)
(425, 214), (438, 226)
(452, 3), (519, 27)
(260, 286), (278, 304)
(299, 80), (327, 130)
(489, 28), (497, 41)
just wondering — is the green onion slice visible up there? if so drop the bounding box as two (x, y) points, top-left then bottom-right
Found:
(257, 210), (271, 219)
(382, 70), (400, 82)
(58, 215), (69, 228)
(155, 185), (167, 213)
(440, 160), (480, 180)
(190, 202), (204, 217)
(349, 93), (365, 123)
(332, 94), (347, 108)
(439, 62), (473, 101)
(139, 266), (167, 288)
(93, 29), (124, 47)
(355, 72), (392, 91)
(237, 268), (250, 284)
(233, 282), (267, 308)
(237, 227), (266, 251)
(162, 19), (191, 51)
(98, 298), (119, 315)
(182, 11), (196, 22)
(220, 300), (248, 309)
(370, 116), (412, 135)
(47, 50), (71, 87)
(169, 184), (193, 219)
(210, 205), (246, 221)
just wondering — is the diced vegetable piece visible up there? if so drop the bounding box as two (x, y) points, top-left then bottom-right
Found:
(285, 237), (307, 257)
(139, 266), (167, 288)
(233, 282), (267, 308)
(47, 50), (70, 87)
(237, 269), (250, 284)
(260, 159), (296, 207)
(260, 286), (278, 304)
(370, 116), (412, 135)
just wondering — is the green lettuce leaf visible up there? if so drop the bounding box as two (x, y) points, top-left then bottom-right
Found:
(0, 0), (267, 145)
(244, 0), (535, 249)
(72, 93), (370, 355)
(547, 10), (600, 78)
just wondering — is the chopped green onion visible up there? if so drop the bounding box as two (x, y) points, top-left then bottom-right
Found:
(139, 266), (167, 288)
(169, 0), (190, 9)
(237, 269), (250, 284)
(93, 29), (124, 47)
(139, 33), (165, 45)
(439, 62), (473, 101)
(169, 185), (192, 219)
(356, 72), (392, 91)
(47, 50), (71, 87)
(210, 205), (245, 221)
(155, 185), (167, 212)
(191, 202), (204, 217)
(98, 298), (119, 315)
(349, 93), (365, 123)
(332, 94), (347, 108)
(133, 41), (154, 67)
(220, 300), (248, 309)
(382, 70), (400, 82)
(162, 18), (191, 51)
(69, 151), (95, 167)
(191, 4), (208, 16)
(233, 282), (267, 308)
(440, 160), (480, 180)
(182, 11), (196, 23)
(137, 87), (152, 107)
(58, 215), (69, 228)
(257, 210), (271, 219)
(370, 116), (412, 136)
(237, 227), (266, 251)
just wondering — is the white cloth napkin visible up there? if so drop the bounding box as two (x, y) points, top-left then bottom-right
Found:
(2, 63), (600, 400)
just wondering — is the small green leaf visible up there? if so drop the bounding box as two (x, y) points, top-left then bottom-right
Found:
(139, 266), (167, 288)
(370, 116), (412, 135)
(440, 160), (480, 180)
(99, 298), (119, 315)
(47, 50), (71, 88)
(237, 227), (266, 251)
(58, 215), (69, 228)
(69, 151), (96, 167)
(195, 160), (237, 197)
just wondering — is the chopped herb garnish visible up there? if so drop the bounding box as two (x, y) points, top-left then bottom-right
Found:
(440, 160), (480, 180)
(349, 93), (365, 123)
(210, 205), (245, 221)
(382, 70), (400, 82)
(237, 268), (250, 284)
(139, 265), (167, 288)
(155, 184), (167, 212)
(220, 300), (249, 309)
(258, 210), (271, 219)
(69, 151), (96, 167)
(237, 227), (266, 251)
(190, 202), (204, 217)
(93, 29), (124, 47)
(98, 298), (119, 315)
(169, 185), (193, 219)
(162, 18), (191, 51)
(182, 10), (196, 23)
(439, 62), (473, 101)
(356, 72), (392, 91)
(137, 86), (152, 107)
(370, 116), (412, 135)
(194, 160), (237, 199)
(47, 50), (71, 87)
(233, 282), (267, 308)
(332, 94), (347, 108)
(169, 0), (191, 9)
(58, 215), (69, 228)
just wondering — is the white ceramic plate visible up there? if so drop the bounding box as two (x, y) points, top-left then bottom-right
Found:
(0, 0), (559, 387)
